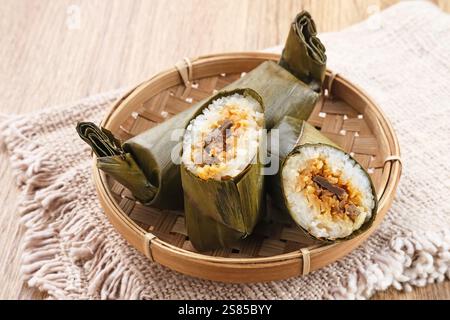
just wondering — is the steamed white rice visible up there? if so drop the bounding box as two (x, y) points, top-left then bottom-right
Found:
(182, 93), (263, 180)
(282, 145), (375, 240)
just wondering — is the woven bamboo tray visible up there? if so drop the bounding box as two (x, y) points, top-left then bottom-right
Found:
(93, 52), (401, 283)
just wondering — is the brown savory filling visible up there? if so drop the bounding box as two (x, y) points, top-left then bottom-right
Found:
(201, 119), (234, 166)
(189, 103), (258, 180)
(193, 104), (252, 169)
(296, 157), (363, 221)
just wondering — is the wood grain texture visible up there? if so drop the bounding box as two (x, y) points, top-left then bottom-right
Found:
(0, 0), (448, 300)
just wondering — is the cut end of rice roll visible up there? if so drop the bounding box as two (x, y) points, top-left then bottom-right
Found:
(282, 144), (376, 241)
(182, 92), (264, 181)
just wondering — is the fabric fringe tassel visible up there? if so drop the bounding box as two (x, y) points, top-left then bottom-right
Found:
(326, 230), (450, 299)
(0, 115), (147, 299)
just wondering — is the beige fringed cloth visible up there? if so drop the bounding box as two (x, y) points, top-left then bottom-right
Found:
(0, 2), (449, 299)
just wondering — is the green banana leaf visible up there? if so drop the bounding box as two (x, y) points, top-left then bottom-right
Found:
(279, 11), (327, 92)
(76, 123), (157, 204)
(122, 107), (202, 209)
(267, 116), (378, 243)
(181, 89), (265, 251)
(77, 11), (326, 210)
(227, 61), (318, 129)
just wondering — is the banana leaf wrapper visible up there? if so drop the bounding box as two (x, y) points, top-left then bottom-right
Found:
(180, 89), (265, 251)
(268, 116), (378, 243)
(279, 11), (327, 92)
(78, 11), (326, 210)
(227, 61), (318, 129)
(76, 123), (157, 204)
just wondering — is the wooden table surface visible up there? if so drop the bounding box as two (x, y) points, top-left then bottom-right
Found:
(1, 0), (449, 300)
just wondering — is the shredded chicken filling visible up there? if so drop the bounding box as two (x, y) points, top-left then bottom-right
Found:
(190, 104), (254, 175)
(296, 157), (363, 221)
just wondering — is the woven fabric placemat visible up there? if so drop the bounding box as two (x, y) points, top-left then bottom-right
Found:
(1, 2), (449, 299)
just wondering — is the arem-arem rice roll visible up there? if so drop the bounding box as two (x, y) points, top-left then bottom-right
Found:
(270, 116), (377, 242)
(181, 88), (265, 251)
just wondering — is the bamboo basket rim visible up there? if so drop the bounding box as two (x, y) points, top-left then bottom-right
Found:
(92, 52), (401, 280)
